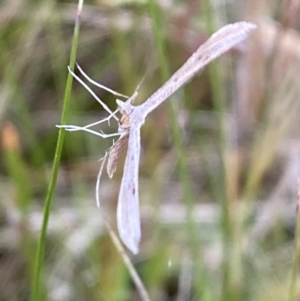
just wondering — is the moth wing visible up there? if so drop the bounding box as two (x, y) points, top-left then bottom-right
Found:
(141, 22), (256, 115)
(107, 134), (129, 178)
(117, 125), (141, 254)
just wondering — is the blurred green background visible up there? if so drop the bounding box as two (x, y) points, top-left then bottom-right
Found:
(1, 0), (300, 300)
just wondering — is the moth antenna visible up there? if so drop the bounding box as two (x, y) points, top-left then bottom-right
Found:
(125, 91), (139, 105)
(128, 64), (156, 104)
(56, 125), (121, 139)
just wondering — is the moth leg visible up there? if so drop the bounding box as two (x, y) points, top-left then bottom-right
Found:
(56, 125), (121, 138)
(96, 151), (109, 207)
(68, 66), (118, 121)
(76, 64), (129, 99)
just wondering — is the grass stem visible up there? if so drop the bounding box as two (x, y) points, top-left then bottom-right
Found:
(30, 1), (84, 300)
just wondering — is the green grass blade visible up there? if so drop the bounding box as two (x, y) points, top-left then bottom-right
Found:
(201, 2), (243, 300)
(147, 0), (206, 299)
(30, 1), (84, 300)
(287, 188), (300, 301)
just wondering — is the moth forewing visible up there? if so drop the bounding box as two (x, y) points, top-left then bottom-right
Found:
(117, 125), (142, 254)
(107, 133), (129, 178)
(193, 22), (256, 64)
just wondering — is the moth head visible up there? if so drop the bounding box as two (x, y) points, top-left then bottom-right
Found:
(116, 99), (133, 113)
(116, 99), (133, 130)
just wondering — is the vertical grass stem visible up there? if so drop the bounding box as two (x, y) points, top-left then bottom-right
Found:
(30, 1), (84, 300)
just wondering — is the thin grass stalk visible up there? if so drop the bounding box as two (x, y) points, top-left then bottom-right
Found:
(0, 31), (50, 300)
(188, 109), (220, 301)
(105, 221), (152, 301)
(287, 183), (300, 301)
(201, 1), (236, 300)
(30, 1), (84, 300)
(147, 0), (205, 299)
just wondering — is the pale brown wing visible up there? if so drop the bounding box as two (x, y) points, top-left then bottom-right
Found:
(107, 133), (129, 178)
(117, 124), (142, 254)
(139, 22), (256, 116)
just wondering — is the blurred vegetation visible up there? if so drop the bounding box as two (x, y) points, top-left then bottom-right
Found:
(1, 0), (300, 300)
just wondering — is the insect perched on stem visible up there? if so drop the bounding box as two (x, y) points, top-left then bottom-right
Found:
(58, 21), (256, 254)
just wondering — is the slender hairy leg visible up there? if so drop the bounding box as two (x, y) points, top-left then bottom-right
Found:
(96, 151), (109, 207)
(68, 66), (118, 120)
(56, 124), (122, 139)
(76, 63), (129, 99)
